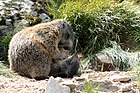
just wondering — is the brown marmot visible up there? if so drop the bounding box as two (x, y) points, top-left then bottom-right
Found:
(8, 19), (79, 79)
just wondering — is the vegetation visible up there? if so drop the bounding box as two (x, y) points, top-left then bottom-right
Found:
(0, 34), (13, 61)
(47, 0), (140, 71)
(49, 0), (140, 55)
(98, 41), (140, 70)
(84, 79), (99, 93)
(0, 63), (15, 77)
(132, 65), (140, 90)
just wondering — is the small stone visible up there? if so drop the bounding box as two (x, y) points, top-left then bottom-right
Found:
(73, 89), (84, 93)
(39, 13), (51, 23)
(61, 80), (76, 90)
(6, 19), (12, 25)
(111, 75), (131, 82)
(75, 82), (85, 92)
(39, 13), (49, 19)
(98, 80), (119, 92)
(45, 76), (70, 93)
(30, 11), (38, 16)
(0, 18), (2, 22)
(121, 85), (131, 92)
(80, 74), (90, 79)
(73, 77), (85, 81)
(29, 79), (36, 82)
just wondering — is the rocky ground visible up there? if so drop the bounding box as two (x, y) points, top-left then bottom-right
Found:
(0, 71), (139, 93)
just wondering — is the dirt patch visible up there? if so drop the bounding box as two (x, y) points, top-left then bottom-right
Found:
(0, 71), (139, 93)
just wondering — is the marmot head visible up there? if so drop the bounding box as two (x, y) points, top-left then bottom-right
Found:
(57, 53), (80, 78)
(51, 19), (74, 51)
(50, 53), (80, 78)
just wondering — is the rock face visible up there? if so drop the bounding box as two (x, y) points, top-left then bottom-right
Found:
(0, 0), (51, 61)
(0, 0), (51, 34)
(0, 0), (50, 28)
(45, 76), (70, 93)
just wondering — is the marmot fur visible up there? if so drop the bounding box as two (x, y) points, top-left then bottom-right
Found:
(8, 19), (77, 79)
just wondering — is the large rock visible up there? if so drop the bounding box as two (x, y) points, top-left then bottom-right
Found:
(45, 77), (71, 93)
(0, 0), (51, 61)
(0, 0), (51, 32)
(95, 53), (115, 71)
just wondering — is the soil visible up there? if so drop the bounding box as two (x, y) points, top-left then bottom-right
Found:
(0, 71), (139, 93)
(0, 75), (47, 93)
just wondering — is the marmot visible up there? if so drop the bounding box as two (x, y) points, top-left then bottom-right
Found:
(8, 19), (79, 79)
(49, 53), (80, 78)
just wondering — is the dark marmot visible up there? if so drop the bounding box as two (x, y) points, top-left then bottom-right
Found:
(8, 19), (79, 79)
(49, 53), (80, 78)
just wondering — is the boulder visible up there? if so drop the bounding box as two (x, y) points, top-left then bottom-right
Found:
(45, 77), (71, 93)
(95, 53), (115, 71)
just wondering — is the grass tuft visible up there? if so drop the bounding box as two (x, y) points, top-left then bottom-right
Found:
(0, 63), (15, 77)
(84, 79), (100, 93)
